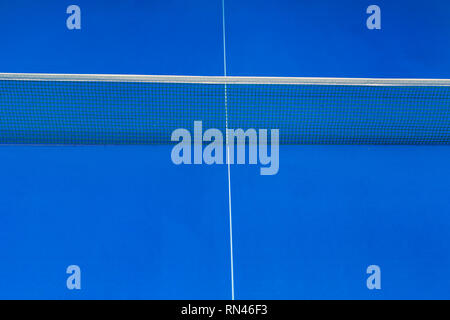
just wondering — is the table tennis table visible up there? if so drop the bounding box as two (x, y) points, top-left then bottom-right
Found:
(1, 0), (450, 300)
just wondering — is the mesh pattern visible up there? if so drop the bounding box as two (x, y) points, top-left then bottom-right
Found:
(0, 80), (225, 144)
(0, 79), (449, 144)
(227, 84), (450, 144)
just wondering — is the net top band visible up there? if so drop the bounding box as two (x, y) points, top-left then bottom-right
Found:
(1, 73), (450, 86)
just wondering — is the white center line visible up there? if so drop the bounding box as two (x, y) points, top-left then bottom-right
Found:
(221, 0), (235, 301)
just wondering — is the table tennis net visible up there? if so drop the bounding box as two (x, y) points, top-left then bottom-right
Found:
(0, 74), (449, 145)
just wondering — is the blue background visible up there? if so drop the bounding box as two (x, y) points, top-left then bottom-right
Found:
(0, 0), (450, 299)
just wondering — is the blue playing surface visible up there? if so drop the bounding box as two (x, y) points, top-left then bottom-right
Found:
(1, 0), (450, 299)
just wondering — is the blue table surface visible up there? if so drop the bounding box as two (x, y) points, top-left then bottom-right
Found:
(1, 0), (450, 299)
